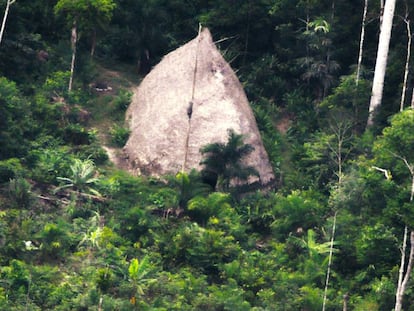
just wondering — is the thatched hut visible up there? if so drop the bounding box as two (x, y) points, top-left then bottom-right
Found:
(123, 28), (274, 186)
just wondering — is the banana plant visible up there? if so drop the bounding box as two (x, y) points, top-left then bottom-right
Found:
(128, 256), (156, 306)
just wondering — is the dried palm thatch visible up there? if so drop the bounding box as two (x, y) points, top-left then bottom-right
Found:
(123, 28), (274, 186)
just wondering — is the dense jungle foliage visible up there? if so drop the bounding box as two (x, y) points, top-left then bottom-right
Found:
(2, 0), (414, 310)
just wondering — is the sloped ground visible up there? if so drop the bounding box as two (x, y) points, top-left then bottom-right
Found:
(86, 62), (140, 169)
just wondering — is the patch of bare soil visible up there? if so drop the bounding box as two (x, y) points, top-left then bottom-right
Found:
(88, 63), (139, 168)
(276, 116), (292, 134)
(102, 146), (128, 169)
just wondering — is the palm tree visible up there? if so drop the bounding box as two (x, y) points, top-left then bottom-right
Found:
(200, 129), (258, 192)
(167, 170), (211, 209)
(55, 158), (101, 197)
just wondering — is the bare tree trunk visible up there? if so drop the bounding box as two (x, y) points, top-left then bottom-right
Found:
(395, 229), (414, 311)
(322, 211), (337, 311)
(411, 87), (414, 108)
(396, 226), (408, 311)
(367, 0), (396, 127)
(356, 0), (368, 85)
(342, 293), (349, 311)
(0, 0), (16, 46)
(69, 20), (77, 92)
(395, 168), (414, 311)
(242, 0), (251, 67)
(90, 29), (96, 57)
(400, 3), (412, 111)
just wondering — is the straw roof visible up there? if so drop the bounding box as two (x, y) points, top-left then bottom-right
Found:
(123, 28), (274, 186)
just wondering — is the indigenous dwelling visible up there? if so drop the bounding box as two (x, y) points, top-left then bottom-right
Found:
(123, 27), (274, 186)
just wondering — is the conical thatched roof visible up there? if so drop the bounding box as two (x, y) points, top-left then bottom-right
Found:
(123, 28), (274, 186)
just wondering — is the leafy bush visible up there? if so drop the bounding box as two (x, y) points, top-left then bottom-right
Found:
(75, 143), (109, 165)
(187, 192), (233, 224)
(113, 89), (132, 112)
(0, 158), (24, 184)
(42, 71), (71, 98)
(119, 205), (159, 243)
(0, 77), (33, 159)
(157, 222), (241, 273)
(270, 190), (327, 239)
(8, 178), (33, 209)
(355, 224), (399, 274)
(62, 123), (92, 145)
(29, 147), (73, 184)
(109, 124), (130, 147)
(37, 221), (75, 260)
(237, 192), (277, 234)
(0, 259), (30, 300)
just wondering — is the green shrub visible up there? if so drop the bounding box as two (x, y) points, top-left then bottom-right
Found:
(0, 158), (24, 184)
(75, 143), (109, 165)
(8, 178), (32, 209)
(95, 267), (114, 293)
(37, 221), (74, 260)
(157, 222), (241, 273)
(270, 190), (327, 240)
(42, 71), (71, 98)
(62, 124), (91, 145)
(0, 259), (30, 300)
(109, 124), (130, 147)
(113, 89), (132, 112)
(29, 147), (73, 184)
(0, 77), (33, 159)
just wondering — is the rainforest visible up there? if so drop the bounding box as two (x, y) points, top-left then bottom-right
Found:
(1, 0), (414, 310)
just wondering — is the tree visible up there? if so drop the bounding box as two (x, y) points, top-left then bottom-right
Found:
(0, 0), (16, 46)
(299, 18), (340, 101)
(373, 109), (414, 310)
(303, 111), (355, 188)
(356, 0), (368, 85)
(0, 77), (32, 159)
(54, 0), (116, 91)
(199, 129), (258, 192)
(367, 0), (396, 127)
(399, 1), (412, 111)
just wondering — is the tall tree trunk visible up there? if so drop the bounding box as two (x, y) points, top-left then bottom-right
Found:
(0, 0), (16, 46)
(395, 229), (414, 311)
(242, 0), (251, 67)
(380, 0), (385, 29)
(411, 87), (414, 108)
(69, 20), (77, 92)
(90, 29), (96, 57)
(367, 0), (396, 127)
(400, 3), (412, 111)
(342, 293), (349, 311)
(322, 211), (337, 311)
(356, 0), (368, 85)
